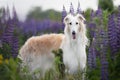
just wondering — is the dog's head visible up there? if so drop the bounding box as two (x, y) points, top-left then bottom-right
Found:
(64, 14), (86, 40)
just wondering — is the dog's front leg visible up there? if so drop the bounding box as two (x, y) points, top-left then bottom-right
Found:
(81, 67), (86, 80)
(79, 57), (86, 80)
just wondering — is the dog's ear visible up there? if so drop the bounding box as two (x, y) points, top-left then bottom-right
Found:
(77, 14), (86, 22)
(64, 16), (69, 24)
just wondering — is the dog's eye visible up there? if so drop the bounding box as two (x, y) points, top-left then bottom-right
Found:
(69, 22), (72, 25)
(76, 22), (78, 25)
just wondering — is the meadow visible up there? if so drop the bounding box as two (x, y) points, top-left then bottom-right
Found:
(0, 2), (120, 80)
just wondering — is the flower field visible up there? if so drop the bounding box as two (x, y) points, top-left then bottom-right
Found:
(0, 2), (120, 80)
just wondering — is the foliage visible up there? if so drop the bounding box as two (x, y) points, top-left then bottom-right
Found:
(112, 51), (120, 80)
(0, 43), (11, 58)
(52, 49), (65, 79)
(27, 7), (61, 21)
(86, 5), (120, 80)
(98, 0), (114, 12)
(0, 56), (34, 80)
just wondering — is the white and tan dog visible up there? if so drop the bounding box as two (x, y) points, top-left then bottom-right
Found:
(61, 14), (88, 79)
(18, 13), (88, 79)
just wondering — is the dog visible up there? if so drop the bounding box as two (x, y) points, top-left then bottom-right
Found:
(61, 14), (88, 79)
(18, 13), (88, 79)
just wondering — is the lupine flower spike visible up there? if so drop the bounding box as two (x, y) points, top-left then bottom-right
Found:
(77, 2), (81, 14)
(69, 2), (74, 15)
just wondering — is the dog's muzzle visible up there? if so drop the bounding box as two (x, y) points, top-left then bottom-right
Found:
(72, 31), (76, 39)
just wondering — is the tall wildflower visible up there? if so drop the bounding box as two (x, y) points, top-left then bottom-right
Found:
(88, 37), (97, 69)
(6, 5), (11, 20)
(108, 14), (118, 59)
(77, 2), (81, 14)
(12, 6), (18, 21)
(100, 31), (108, 80)
(62, 5), (67, 30)
(69, 3), (74, 15)
(1, 6), (19, 58)
(89, 9), (96, 38)
(62, 5), (67, 23)
(12, 5), (19, 25)
(96, 6), (102, 18)
(90, 10), (95, 20)
(2, 19), (14, 44)
(116, 6), (120, 51)
(1, 19), (14, 58)
(88, 23), (96, 38)
(2, 20), (19, 57)
(11, 36), (19, 58)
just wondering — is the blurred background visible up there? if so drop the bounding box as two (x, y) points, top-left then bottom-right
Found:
(0, 0), (120, 21)
(0, 0), (120, 80)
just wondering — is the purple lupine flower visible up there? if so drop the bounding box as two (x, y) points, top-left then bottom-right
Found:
(96, 6), (102, 18)
(100, 31), (108, 80)
(108, 14), (118, 59)
(77, 2), (81, 14)
(2, 20), (19, 58)
(11, 36), (19, 58)
(2, 20), (14, 44)
(21, 19), (36, 35)
(42, 19), (51, 33)
(12, 5), (19, 22)
(116, 9), (120, 51)
(22, 19), (36, 35)
(62, 5), (67, 22)
(54, 22), (63, 33)
(101, 59), (108, 80)
(30, 19), (37, 35)
(69, 2), (74, 15)
(45, 20), (63, 33)
(88, 22), (96, 38)
(62, 5), (67, 30)
(21, 19), (63, 35)
(90, 10), (95, 20)
(6, 5), (11, 20)
(88, 38), (97, 69)
(35, 20), (44, 34)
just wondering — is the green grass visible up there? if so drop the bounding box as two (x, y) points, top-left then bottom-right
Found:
(0, 49), (85, 80)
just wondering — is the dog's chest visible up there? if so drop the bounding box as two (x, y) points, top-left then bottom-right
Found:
(62, 44), (80, 68)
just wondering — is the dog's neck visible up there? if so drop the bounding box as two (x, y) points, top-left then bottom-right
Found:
(63, 33), (81, 54)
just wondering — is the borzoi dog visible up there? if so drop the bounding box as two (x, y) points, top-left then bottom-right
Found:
(18, 13), (88, 79)
(61, 14), (88, 79)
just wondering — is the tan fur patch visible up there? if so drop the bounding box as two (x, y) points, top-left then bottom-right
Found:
(19, 34), (65, 57)
(67, 26), (70, 33)
(78, 24), (81, 32)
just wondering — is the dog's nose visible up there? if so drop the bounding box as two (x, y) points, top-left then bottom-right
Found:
(72, 31), (76, 35)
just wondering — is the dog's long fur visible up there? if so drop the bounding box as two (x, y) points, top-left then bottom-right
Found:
(19, 34), (64, 76)
(61, 14), (88, 79)
(19, 14), (88, 79)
